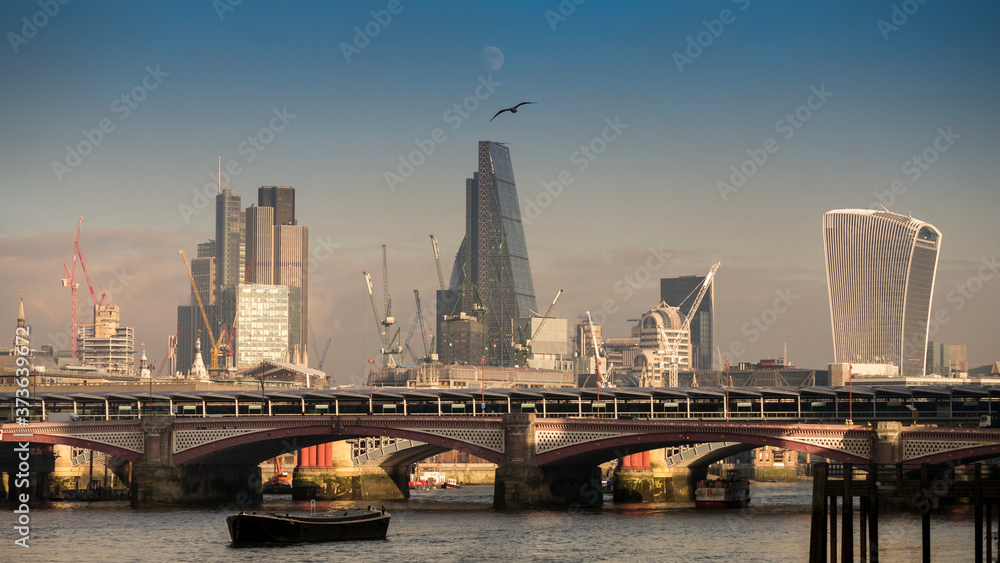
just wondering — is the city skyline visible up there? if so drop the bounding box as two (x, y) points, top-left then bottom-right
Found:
(1, 2), (998, 383)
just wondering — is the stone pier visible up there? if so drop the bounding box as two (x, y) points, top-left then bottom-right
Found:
(613, 449), (700, 502)
(292, 441), (409, 501)
(494, 414), (602, 509)
(130, 416), (262, 508)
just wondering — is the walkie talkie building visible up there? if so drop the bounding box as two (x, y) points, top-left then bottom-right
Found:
(823, 209), (942, 377)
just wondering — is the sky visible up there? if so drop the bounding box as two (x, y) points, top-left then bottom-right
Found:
(1, 1), (998, 385)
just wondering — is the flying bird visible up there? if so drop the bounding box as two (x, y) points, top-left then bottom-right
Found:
(490, 102), (536, 122)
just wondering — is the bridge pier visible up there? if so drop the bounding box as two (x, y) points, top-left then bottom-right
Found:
(494, 414), (602, 509)
(292, 441), (409, 501)
(130, 416), (262, 508)
(132, 463), (263, 508)
(873, 421), (903, 464)
(613, 450), (702, 502)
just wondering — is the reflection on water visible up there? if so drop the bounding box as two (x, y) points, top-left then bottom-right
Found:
(5, 481), (984, 563)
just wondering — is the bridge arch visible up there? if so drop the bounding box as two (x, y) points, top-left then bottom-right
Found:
(533, 422), (874, 467)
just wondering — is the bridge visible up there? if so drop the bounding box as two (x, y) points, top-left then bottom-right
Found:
(4, 385), (1000, 508)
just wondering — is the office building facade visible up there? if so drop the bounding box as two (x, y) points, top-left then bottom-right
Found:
(242, 186), (309, 365)
(660, 275), (714, 371)
(233, 284), (290, 367)
(823, 209), (942, 378)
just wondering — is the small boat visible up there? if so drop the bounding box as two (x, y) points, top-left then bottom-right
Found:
(227, 507), (390, 544)
(694, 472), (750, 508)
(439, 479), (462, 489)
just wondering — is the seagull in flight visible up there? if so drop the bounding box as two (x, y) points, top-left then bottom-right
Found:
(491, 102), (536, 122)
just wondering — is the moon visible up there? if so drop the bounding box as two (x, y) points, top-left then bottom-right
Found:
(482, 46), (504, 71)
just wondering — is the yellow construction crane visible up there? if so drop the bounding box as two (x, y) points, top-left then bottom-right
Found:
(178, 250), (219, 370)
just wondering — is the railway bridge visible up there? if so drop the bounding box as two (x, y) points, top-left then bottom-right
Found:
(4, 410), (1000, 508)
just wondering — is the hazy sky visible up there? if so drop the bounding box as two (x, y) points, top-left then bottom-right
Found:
(1, 1), (998, 384)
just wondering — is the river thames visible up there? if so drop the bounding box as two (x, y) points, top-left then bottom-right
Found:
(4, 482), (985, 562)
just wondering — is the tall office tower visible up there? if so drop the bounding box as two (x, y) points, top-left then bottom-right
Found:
(245, 206), (275, 284)
(259, 186), (296, 225)
(275, 223), (308, 362)
(447, 141), (537, 366)
(215, 187), (244, 338)
(823, 209), (942, 378)
(241, 187), (309, 365)
(660, 275), (715, 371)
(216, 187), (243, 287)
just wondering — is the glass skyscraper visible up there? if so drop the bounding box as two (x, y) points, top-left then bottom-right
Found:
(447, 141), (537, 366)
(823, 209), (942, 377)
(660, 275), (714, 371)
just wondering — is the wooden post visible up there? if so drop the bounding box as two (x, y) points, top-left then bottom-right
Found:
(975, 463), (983, 563)
(869, 462), (879, 563)
(843, 463), (853, 562)
(830, 493), (838, 563)
(810, 463), (828, 563)
(986, 500), (992, 563)
(859, 496), (868, 563)
(921, 463), (931, 563)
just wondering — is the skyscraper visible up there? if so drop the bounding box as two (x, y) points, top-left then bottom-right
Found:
(823, 209), (942, 377)
(216, 187), (243, 288)
(660, 275), (714, 371)
(241, 186), (309, 365)
(445, 141), (537, 366)
(258, 186), (296, 226)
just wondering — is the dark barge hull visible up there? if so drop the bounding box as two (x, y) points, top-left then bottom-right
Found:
(227, 510), (390, 544)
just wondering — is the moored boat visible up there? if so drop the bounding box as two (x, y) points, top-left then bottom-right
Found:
(227, 507), (390, 544)
(694, 473), (750, 508)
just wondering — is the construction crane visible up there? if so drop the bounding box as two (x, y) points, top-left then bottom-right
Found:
(363, 247), (402, 368)
(178, 250), (219, 370)
(414, 289), (430, 358)
(659, 261), (721, 387)
(513, 289), (563, 365)
(315, 338), (332, 371)
(61, 217), (105, 359)
(430, 235), (446, 291)
(585, 311), (608, 388)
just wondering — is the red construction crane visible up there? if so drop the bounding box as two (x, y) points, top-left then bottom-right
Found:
(61, 217), (107, 360)
(76, 225), (106, 308)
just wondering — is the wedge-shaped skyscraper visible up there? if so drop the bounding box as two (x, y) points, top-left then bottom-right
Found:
(444, 141), (537, 366)
(823, 209), (941, 377)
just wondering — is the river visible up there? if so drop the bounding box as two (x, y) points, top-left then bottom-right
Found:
(3, 482), (986, 562)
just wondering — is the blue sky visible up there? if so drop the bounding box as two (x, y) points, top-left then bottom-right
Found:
(1, 1), (998, 382)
